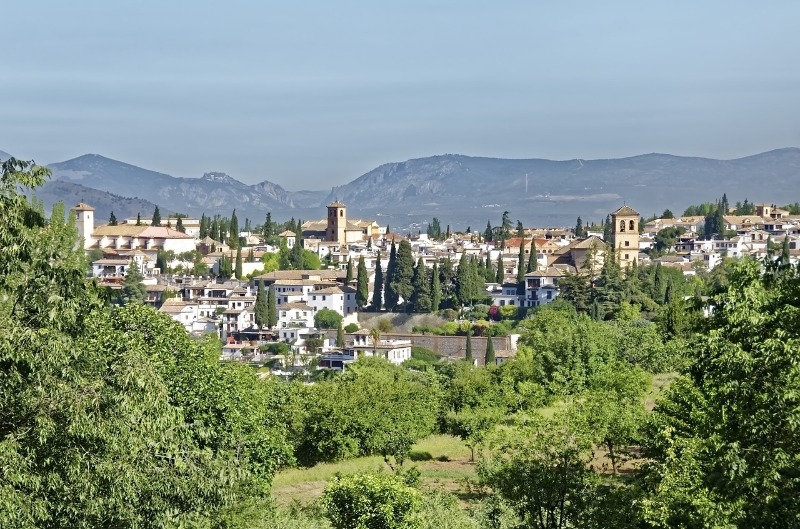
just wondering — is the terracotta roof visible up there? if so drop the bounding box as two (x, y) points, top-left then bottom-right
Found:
(612, 205), (640, 217)
(279, 230), (296, 237)
(571, 235), (606, 249)
(71, 202), (95, 211)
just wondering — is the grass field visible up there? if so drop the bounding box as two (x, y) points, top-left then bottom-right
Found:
(271, 435), (475, 505)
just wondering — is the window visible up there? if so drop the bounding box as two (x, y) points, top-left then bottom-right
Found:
(629, 220), (635, 231)
(624, 254), (629, 260)
(620, 220), (626, 232)
(340, 210), (344, 217)
(624, 241), (630, 247)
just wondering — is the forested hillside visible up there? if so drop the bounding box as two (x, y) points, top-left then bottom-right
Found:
(2, 157), (798, 528)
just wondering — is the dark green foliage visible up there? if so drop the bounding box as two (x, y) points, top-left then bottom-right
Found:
(429, 262), (441, 312)
(465, 329), (473, 363)
(345, 256), (353, 284)
(255, 281), (269, 328)
(526, 237), (537, 273)
(322, 473), (421, 529)
(484, 335), (495, 366)
(118, 263), (146, 305)
(384, 240), (399, 310)
(229, 208), (239, 249)
(574, 215), (583, 237)
(235, 244), (243, 279)
(356, 256), (368, 308)
(109, 210), (117, 225)
(175, 215), (185, 233)
(392, 240), (414, 307)
(372, 252), (383, 310)
(314, 307), (343, 329)
(267, 284), (277, 328)
(410, 257), (431, 312)
(151, 205), (161, 226)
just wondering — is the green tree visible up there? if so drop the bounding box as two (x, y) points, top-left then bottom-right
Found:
(444, 406), (503, 461)
(229, 208), (239, 249)
(267, 284), (278, 329)
(235, 244), (243, 279)
(118, 263), (147, 305)
(109, 210), (117, 225)
(372, 251), (383, 310)
(478, 412), (597, 529)
(575, 216), (583, 237)
(527, 237), (537, 273)
(176, 215), (185, 233)
(465, 328), (473, 362)
(345, 256), (354, 284)
(322, 473), (421, 529)
(410, 257), (431, 312)
(516, 238), (526, 295)
(356, 256), (369, 309)
(392, 240), (414, 307)
(135, 212), (141, 225)
(315, 307), (343, 329)
(484, 336), (495, 366)
(336, 322), (345, 348)
(151, 205), (161, 226)
(495, 252), (503, 284)
(255, 280), (269, 328)
(484, 220), (493, 242)
(384, 240), (399, 310)
(429, 262), (441, 312)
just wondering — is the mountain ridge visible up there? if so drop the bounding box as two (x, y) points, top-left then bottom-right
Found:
(3, 148), (800, 229)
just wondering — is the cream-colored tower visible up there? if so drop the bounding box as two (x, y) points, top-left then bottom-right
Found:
(326, 200), (346, 242)
(71, 202), (95, 249)
(610, 205), (640, 268)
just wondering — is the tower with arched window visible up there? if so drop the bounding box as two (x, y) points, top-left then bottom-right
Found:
(326, 200), (347, 242)
(610, 205), (640, 268)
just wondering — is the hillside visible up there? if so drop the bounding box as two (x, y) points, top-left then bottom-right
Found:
(47, 154), (299, 220)
(34, 180), (165, 222)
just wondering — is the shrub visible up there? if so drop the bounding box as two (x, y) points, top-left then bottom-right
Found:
(344, 323), (359, 333)
(322, 473), (421, 529)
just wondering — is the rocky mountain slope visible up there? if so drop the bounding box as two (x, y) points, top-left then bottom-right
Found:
(5, 148), (800, 229)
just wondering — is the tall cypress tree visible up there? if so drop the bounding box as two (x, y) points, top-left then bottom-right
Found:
(229, 209), (239, 249)
(465, 328), (473, 363)
(234, 245), (243, 280)
(495, 253), (504, 284)
(516, 238), (526, 294)
(393, 240), (415, 308)
(151, 206), (161, 227)
(456, 252), (471, 307)
(484, 220), (493, 242)
(484, 252), (494, 282)
(575, 216), (583, 238)
(430, 262), (441, 312)
(336, 322), (344, 348)
(356, 256), (368, 309)
(372, 252), (383, 310)
(410, 257), (431, 312)
(345, 257), (354, 284)
(267, 284), (277, 329)
(384, 240), (399, 310)
(485, 336), (495, 366)
(254, 281), (268, 328)
(109, 211), (117, 226)
(176, 216), (185, 233)
(603, 214), (612, 241)
(526, 237), (537, 273)
(199, 213), (208, 238)
(136, 212), (142, 226)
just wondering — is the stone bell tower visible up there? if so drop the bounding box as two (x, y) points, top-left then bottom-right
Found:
(610, 205), (640, 268)
(326, 200), (346, 243)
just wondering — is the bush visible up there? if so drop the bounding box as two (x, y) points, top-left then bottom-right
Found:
(410, 346), (441, 364)
(322, 473), (421, 529)
(344, 323), (359, 333)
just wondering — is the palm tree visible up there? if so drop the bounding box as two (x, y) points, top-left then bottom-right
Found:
(369, 327), (381, 359)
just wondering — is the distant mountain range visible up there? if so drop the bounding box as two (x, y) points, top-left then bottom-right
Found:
(3, 149), (800, 229)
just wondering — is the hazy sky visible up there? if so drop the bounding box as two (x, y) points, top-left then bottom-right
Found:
(3, 1), (799, 190)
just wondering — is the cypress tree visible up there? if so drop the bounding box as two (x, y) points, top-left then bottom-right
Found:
(484, 335), (495, 366)
(410, 257), (431, 312)
(135, 212), (141, 226)
(356, 256), (368, 309)
(254, 281), (268, 328)
(109, 211), (117, 226)
(456, 252), (472, 307)
(575, 216), (583, 238)
(781, 236), (791, 266)
(235, 245), (243, 279)
(176, 216), (185, 233)
(516, 238), (526, 294)
(495, 253), (504, 284)
(372, 251), (383, 310)
(151, 206), (161, 227)
(229, 209), (239, 249)
(465, 328), (473, 363)
(484, 220), (493, 242)
(526, 237), (537, 273)
(345, 257), (353, 284)
(199, 213), (208, 238)
(430, 262), (441, 312)
(336, 322), (344, 348)
(267, 285), (277, 329)
(247, 248), (254, 263)
(384, 240), (399, 309)
(393, 240), (415, 308)
(603, 214), (612, 241)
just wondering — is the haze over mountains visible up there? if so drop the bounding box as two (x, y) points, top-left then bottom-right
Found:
(3, 149), (800, 230)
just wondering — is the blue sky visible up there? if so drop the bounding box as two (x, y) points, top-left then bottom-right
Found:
(3, 1), (799, 189)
